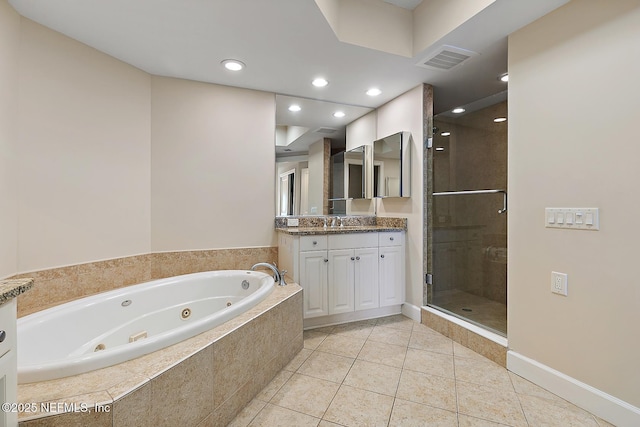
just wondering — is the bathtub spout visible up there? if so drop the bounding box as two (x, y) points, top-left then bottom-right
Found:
(250, 262), (286, 286)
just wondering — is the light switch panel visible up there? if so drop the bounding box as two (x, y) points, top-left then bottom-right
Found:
(545, 208), (599, 230)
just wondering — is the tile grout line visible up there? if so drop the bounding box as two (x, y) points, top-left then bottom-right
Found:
(316, 321), (372, 424)
(508, 369), (532, 427)
(388, 319), (415, 426)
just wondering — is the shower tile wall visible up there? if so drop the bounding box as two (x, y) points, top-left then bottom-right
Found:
(12, 247), (278, 317)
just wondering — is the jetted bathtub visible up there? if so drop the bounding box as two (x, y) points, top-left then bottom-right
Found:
(17, 270), (275, 383)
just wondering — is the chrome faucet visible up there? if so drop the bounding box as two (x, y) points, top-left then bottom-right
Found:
(250, 262), (287, 286)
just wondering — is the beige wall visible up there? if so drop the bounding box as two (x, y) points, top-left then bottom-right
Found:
(376, 85), (425, 307)
(509, 0), (640, 407)
(3, 10), (277, 276)
(150, 76), (276, 252)
(17, 18), (152, 273)
(0, 0), (20, 278)
(346, 85), (425, 307)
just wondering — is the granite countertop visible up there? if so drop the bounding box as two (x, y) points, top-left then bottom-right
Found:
(0, 278), (34, 305)
(276, 225), (405, 235)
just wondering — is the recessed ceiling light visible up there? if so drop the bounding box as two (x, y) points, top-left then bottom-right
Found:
(440, 132), (451, 137)
(435, 147), (445, 151)
(366, 88), (382, 96)
(499, 73), (509, 82)
(312, 78), (329, 87)
(221, 59), (245, 71)
(452, 108), (465, 114)
(494, 117), (507, 123)
(288, 104), (301, 112)
(333, 111), (346, 118)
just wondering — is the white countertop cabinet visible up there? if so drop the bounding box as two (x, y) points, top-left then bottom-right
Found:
(0, 299), (18, 427)
(278, 231), (405, 328)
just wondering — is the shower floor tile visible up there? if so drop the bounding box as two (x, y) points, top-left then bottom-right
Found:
(431, 289), (507, 335)
(231, 315), (608, 427)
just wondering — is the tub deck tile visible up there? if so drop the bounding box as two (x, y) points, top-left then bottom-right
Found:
(18, 283), (303, 427)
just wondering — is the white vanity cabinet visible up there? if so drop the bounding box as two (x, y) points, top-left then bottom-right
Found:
(288, 235), (329, 318)
(278, 230), (404, 325)
(0, 299), (18, 427)
(327, 233), (378, 314)
(299, 243), (329, 318)
(378, 232), (405, 306)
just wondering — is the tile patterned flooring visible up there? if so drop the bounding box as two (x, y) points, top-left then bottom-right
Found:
(229, 315), (613, 427)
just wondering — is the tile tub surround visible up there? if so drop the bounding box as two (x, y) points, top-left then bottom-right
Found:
(421, 307), (507, 367)
(11, 247), (277, 317)
(0, 278), (34, 305)
(17, 283), (303, 426)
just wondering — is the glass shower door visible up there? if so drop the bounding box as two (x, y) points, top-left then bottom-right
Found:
(427, 96), (508, 336)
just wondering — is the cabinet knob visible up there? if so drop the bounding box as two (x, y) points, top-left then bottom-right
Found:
(390, 237), (394, 241)
(356, 256), (360, 260)
(313, 241), (318, 245)
(380, 254), (385, 258)
(324, 259), (328, 263)
(350, 257), (355, 261)
(0, 330), (5, 343)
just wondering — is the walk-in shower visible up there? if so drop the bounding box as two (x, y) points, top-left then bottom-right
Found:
(426, 92), (508, 336)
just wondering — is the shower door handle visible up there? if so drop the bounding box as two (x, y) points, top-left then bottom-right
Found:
(432, 189), (507, 214)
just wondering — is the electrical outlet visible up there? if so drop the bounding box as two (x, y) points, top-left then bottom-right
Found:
(551, 271), (568, 296)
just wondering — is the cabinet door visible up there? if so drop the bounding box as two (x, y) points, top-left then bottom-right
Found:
(299, 251), (328, 318)
(278, 233), (297, 282)
(327, 249), (354, 315)
(354, 247), (379, 310)
(379, 246), (404, 306)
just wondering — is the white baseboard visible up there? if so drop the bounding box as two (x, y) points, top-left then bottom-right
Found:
(401, 302), (421, 322)
(508, 351), (640, 427)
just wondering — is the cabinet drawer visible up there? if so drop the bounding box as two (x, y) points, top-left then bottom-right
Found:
(300, 235), (328, 251)
(0, 299), (16, 358)
(328, 232), (378, 250)
(379, 231), (404, 247)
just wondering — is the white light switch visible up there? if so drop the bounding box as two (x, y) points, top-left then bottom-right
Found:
(545, 208), (599, 230)
(585, 213), (593, 225)
(547, 212), (555, 224)
(565, 213), (574, 224)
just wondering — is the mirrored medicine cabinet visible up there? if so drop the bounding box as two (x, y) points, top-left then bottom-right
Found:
(331, 131), (411, 201)
(372, 131), (412, 198)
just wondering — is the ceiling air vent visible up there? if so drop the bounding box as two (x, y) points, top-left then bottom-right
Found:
(314, 127), (337, 134)
(417, 45), (478, 71)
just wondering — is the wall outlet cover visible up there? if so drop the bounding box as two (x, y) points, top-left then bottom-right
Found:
(551, 271), (568, 296)
(287, 218), (299, 227)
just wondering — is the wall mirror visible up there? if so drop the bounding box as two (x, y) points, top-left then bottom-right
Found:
(330, 145), (367, 198)
(275, 95), (373, 216)
(373, 131), (412, 198)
